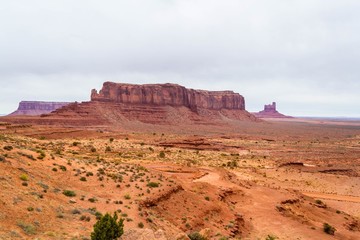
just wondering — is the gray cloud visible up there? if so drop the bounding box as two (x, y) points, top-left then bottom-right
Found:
(1, 0), (359, 117)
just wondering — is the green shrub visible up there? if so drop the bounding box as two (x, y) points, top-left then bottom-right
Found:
(146, 182), (159, 188)
(91, 212), (124, 240)
(188, 232), (206, 240)
(63, 190), (76, 197)
(265, 235), (278, 240)
(20, 174), (29, 181)
(159, 151), (165, 158)
(17, 221), (36, 235)
(323, 223), (336, 235)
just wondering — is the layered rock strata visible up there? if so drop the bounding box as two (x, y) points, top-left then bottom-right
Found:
(2, 82), (257, 127)
(91, 82), (245, 111)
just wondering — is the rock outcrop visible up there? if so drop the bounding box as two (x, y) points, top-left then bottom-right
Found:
(253, 102), (292, 118)
(91, 82), (245, 111)
(9, 101), (71, 116)
(2, 82), (258, 127)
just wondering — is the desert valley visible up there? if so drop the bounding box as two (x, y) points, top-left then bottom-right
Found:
(0, 82), (359, 240)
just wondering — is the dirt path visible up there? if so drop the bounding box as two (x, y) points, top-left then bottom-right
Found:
(302, 192), (360, 203)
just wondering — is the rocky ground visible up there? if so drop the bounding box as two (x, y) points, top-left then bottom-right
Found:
(0, 119), (360, 239)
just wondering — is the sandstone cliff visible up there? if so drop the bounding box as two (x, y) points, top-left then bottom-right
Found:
(2, 82), (257, 127)
(9, 101), (71, 116)
(91, 82), (245, 111)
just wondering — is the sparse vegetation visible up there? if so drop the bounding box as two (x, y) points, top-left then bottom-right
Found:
(20, 173), (29, 181)
(91, 212), (124, 240)
(17, 221), (36, 235)
(323, 223), (336, 235)
(3, 145), (13, 151)
(63, 190), (76, 197)
(188, 232), (206, 240)
(265, 234), (278, 240)
(159, 151), (165, 158)
(146, 182), (159, 188)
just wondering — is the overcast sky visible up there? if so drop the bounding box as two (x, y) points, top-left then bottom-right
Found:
(1, 0), (359, 117)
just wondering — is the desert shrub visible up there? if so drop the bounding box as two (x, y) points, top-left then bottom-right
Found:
(3, 145), (13, 151)
(204, 196), (210, 201)
(37, 150), (46, 160)
(17, 221), (36, 235)
(323, 223), (336, 235)
(159, 151), (165, 158)
(80, 177), (87, 181)
(59, 165), (67, 171)
(226, 160), (238, 168)
(72, 209), (81, 214)
(265, 235), (278, 240)
(124, 194), (131, 200)
(0, 155), (4, 162)
(72, 141), (80, 146)
(20, 174), (29, 181)
(138, 222), (144, 228)
(188, 232), (206, 240)
(91, 212), (124, 240)
(105, 146), (111, 152)
(109, 138), (114, 142)
(63, 190), (76, 197)
(91, 147), (97, 152)
(146, 182), (159, 188)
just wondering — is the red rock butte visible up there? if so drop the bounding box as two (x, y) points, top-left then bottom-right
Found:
(253, 102), (292, 118)
(91, 82), (245, 111)
(1, 82), (258, 127)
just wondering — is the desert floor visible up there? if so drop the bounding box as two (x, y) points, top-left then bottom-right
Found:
(0, 118), (360, 239)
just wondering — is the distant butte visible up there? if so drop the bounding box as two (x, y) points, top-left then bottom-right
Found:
(253, 102), (292, 118)
(9, 101), (71, 116)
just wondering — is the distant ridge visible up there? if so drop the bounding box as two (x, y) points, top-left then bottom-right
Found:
(9, 101), (71, 116)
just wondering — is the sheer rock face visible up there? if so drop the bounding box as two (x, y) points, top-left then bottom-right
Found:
(91, 82), (245, 111)
(9, 101), (71, 116)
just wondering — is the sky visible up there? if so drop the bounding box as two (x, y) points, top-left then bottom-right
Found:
(1, 0), (359, 117)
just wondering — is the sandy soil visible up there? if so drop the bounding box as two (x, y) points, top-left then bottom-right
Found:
(0, 118), (360, 239)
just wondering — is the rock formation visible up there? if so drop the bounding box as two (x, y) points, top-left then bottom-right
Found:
(91, 82), (245, 111)
(9, 101), (71, 116)
(253, 102), (292, 118)
(2, 82), (258, 127)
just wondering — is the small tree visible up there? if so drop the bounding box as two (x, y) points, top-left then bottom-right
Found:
(91, 212), (124, 240)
